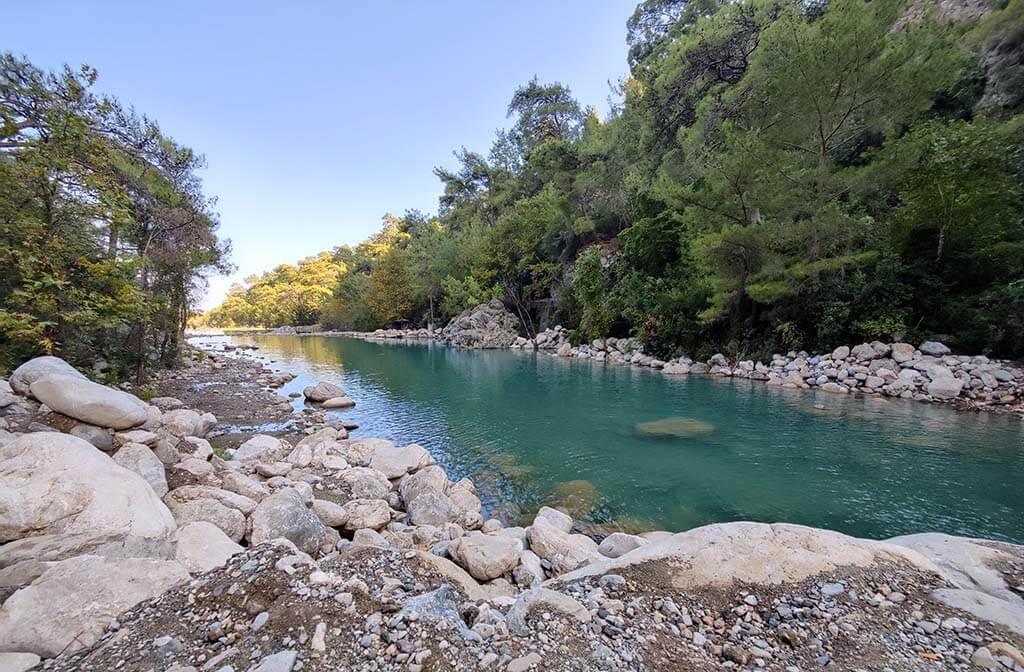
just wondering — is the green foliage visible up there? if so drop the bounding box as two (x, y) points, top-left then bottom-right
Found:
(204, 252), (345, 327)
(210, 0), (1024, 358)
(1, 54), (228, 376)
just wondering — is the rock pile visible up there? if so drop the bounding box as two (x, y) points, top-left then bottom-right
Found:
(654, 341), (1022, 409)
(440, 300), (522, 349)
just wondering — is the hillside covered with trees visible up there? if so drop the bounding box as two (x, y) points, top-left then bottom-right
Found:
(206, 0), (1024, 359)
(0, 54), (230, 379)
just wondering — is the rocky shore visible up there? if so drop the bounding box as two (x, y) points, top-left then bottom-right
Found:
(1, 350), (1023, 671)
(318, 302), (1024, 416)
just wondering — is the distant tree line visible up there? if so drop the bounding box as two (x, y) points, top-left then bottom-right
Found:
(206, 0), (1024, 359)
(1, 54), (230, 379)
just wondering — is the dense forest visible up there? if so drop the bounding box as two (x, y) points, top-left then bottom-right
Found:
(0, 54), (229, 378)
(226, 0), (1020, 359)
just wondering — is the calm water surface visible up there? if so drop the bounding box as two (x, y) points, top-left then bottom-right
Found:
(209, 334), (1024, 543)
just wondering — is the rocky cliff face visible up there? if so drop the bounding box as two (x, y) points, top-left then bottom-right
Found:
(440, 299), (521, 349)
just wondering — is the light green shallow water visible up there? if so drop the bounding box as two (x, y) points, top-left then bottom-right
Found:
(217, 334), (1024, 543)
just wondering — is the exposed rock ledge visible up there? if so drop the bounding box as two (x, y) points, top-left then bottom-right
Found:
(1, 355), (1022, 672)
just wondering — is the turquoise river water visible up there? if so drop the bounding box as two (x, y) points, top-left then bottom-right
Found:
(213, 334), (1024, 543)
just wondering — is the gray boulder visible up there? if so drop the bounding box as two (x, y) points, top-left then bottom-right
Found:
(340, 467), (391, 500)
(919, 340), (952, 356)
(112, 443), (168, 497)
(160, 408), (216, 438)
(249, 489), (326, 554)
(303, 381), (346, 402)
(234, 434), (286, 461)
(165, 497), (245, 542)
(927, 375), (963, 399)
(369, 442), (434, 479)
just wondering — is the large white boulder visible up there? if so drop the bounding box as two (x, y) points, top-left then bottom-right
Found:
(8, 356), (84, 396)
(174, 521), (243, 574)
(0, 554), (188, 657)
(0, 433), (176, 565)
(29, 375), (147, 430)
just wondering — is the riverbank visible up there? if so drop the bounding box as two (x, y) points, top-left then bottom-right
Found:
(330, 321), (1024, 417)
(2, 350), (1023, 671)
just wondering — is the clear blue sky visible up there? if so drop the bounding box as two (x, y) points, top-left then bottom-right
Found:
(2, 1), (635, 308)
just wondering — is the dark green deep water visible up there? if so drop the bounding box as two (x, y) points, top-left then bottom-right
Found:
(217, 334), (1024, 543)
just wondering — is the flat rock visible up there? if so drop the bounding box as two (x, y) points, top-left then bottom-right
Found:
(888, 532), (1024, 634)
(560, 522), (933, 588)
(321, 396), (355, 409)
(369, 442), (434, 479)
(0, 554), (188, 657)
(0, 652), (40, 672)
(234, 434), (286, 461)
(506, 587), (591, 636)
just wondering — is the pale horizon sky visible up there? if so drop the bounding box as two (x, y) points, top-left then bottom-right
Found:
(2, 1), (635, 309)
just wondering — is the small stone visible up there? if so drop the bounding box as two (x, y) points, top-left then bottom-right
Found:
(251, 612), (269, 632)
(507, 651), (543, 672)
